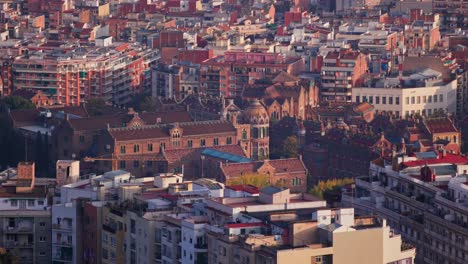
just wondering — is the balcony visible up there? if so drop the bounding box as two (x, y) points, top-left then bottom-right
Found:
(5, 241), (34, 248)
(4, 226), (33, 233)
(52, 224), (72, 231)
(53, 240), (73, 247)
(194, 243), (208, 252)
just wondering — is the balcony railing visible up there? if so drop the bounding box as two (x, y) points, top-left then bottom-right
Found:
(4, 226), (33, 233)
(52, 224), (72, 231)
(5, 241), (34, 248)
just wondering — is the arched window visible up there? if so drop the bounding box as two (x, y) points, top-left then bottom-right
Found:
(133, 145), (139, 153)
(259, 148), (265, 159)
(242, 129), (247, 140)
(453, 136), (457, 143)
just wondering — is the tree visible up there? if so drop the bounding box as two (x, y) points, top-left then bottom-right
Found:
(86, 98), (107, 116)
(282, 135), (298, 158)
(227, 173), (271, 188)
(0, 96), (35, 110)
(309, 178), (354, 199)
(138, 96), (157, 112)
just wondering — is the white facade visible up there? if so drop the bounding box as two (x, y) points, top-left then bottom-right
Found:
(52, 202), (80, 264)
(352, 79), (458, 117)
(0, 197), (47, 210)
(180, 216), (208, 264)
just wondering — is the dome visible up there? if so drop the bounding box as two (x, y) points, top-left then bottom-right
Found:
(241, 99), (269, 125)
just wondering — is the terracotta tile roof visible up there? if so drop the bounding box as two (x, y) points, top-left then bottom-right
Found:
(46, 105), (89, 118)
(109, 125), (168, 141)
(109, 120), (235, 141)
(179, 120), (236, 136)
(403, 56), (452, 80)
(9, 109), (41, 125)
(424, 118), (458, 134)
(221, 158), (306, 178)
(272, 71), (299, 83)
(68, 110), (191, 131)
(140, 110), (192, 123)
(0, 185), (47, 198)
(353, 102), (374, 113)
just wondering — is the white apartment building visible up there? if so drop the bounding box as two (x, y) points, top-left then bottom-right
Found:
(342, 153), (468, 264)
(353, 71), (458, 118)
(51, 201), (83, 264)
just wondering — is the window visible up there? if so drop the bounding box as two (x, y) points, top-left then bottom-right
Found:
(439, 94), (443, 102)
(79, 135), (85, 143)
(147, 144), (153, 152)
(39, 252), (46, 256)
(119, 161), (126, 169)
(133, 161), (139, 168)
(396, 97), (400, 105)
(27, 200), (35, 207)
(369, 96), (373, 104)
(40, 222), (46, 227)
(389, 96), (393, 105)
(411, 97), (415, 104)
(133, 145), (139, 153)
(213, 138), (219, 146)
(39, 236), (46, 242)
(428, 109), (432, 115)
(200, 139), (205, 146)
(417, 96), (421, 104)
(120, 146), (126, 154)
(187, 140), (193, 148)
(38, 200), (44, 206)
(433, 95), (437, 103)
(355, 96), (360, 103)
(226, 137), (232, 144)
(375, 96), (380, 104)
(428, 96), (432, 103)
(382, 96), (386, 104)
(10, 200), (17, 207)
(405, 97), (409, 105)
(103, 249), (109, 260)
(423, 96), (427, 103)
(242, 129), (247, 140)
(146, 161), (153, 167)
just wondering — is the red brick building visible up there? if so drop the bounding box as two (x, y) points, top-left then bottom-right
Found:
(218, 157), (309, 193)
(200, 52), (304, 97)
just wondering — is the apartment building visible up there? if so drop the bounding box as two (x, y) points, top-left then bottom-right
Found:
(353, 74), (458, 118)
(342, 151), (468, 264)
(433, 0), (468, 28)
(0, 162), (52, 264)
(125, 209), (171, 264)
(12, 42), (157, 106)
(404, 21), (441, 52)
(353, 56), (458, 118)
(101, 206), (126, 264)
(320, 49), (368, 102)
(151, 62), (201, 99)
(207, 207), (415, 264)
(200, 51), (304, 97)
(51, 200), (84, 264)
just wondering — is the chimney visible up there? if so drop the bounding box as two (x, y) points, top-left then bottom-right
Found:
(16, 162), (35, 193)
